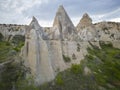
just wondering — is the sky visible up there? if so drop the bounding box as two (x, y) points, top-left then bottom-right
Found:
(0, 0), (120, 27)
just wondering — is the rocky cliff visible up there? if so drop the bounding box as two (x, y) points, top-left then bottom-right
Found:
(0, 5), (120, 85)
(0, 24), (27, 41)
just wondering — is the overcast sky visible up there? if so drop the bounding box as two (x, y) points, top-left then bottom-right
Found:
(0, 0), (120, 26)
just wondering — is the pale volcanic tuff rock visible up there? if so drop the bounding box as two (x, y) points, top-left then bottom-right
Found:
(94, 22), (120, 41)
(52, 5), (77, 40)
(0, 24), (26, 40)
(24, 17), (55, 85)
(77, 13), (92, 30)
(77, 13), (98, 41)
(29, 16), (48, 40)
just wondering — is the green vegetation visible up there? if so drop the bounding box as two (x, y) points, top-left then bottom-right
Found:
(70, 64), (82, 74)
(11, 35), (25, 52)
(0, 41), (14, 63)
(86, 41), (120, 89)
(0, 35), (25, 63)
(0, 35), (39, 90)
(39, 41), (120, 90)
(63, 54), (71, 62)
(55, 74), (64, 86)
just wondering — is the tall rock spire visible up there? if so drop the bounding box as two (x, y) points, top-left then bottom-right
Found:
(76, 13), (97, 41)
(29, 16), (47, 39)
(77, 13), (92, 30)
(24, 16), (55, 85)
(53, 5), (76, 40)
(29, 16), (42, 31)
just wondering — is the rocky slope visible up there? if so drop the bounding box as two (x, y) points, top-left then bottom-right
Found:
(0, 24), (27, 41)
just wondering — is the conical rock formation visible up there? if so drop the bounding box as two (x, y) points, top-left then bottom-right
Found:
(77, 13), (98, 41)
(24, 17), (55, 85)
(52, 5), (77, 40)
(77, 13), (92, 30)
(29, 16), (48, 40)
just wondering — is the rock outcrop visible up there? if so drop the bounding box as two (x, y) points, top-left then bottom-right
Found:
(52, 5), (77, 40)
(94, 22), (120, 41)
(77, 13), (92, 30)
(0, 24), (26, 40)
(24, 17), (55, 85)
(77, 13), (97, 41)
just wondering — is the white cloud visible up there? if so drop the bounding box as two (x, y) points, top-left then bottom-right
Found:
(1, 0), (47, 13)
(38, 20), (53, 27)
(0, 0), (120, 26)
(0, 0), (49, 24)
(109, 18), (120, 22)
(92, 8), (120, 23)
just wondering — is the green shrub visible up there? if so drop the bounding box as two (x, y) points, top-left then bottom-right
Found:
(99, 41), (113, 48)
(11, 35), (25, 45)
(5, 42), (11, 46)
(16, 77), (39, 90)
(71, 64), (82, 74)
(63, 55), (71, 62)
(55, 74), (64, 86)
(13, 47), (20, 52)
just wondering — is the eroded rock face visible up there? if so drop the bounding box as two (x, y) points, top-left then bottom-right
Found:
(29, 16), (48, 40)
(52, 5), (77, 40)
(77, 13), (92, 30)
(0, 24), (26, 40)
(94, 22), (120, 41)
(77, 13), (97, 41)
(24, 17), (55, 85)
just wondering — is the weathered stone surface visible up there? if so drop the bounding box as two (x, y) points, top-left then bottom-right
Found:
(76, 13), (120, 41)
(52, 5), (77, 40)
(46, 40), (66, 73)
(77, 13), (98, 41)
(24, 17), (55, 85)
(29, 16), (48, 40)
(77, 13), (92, 30)
(0, 24), (26, 40)
(94, 22), (120, 41)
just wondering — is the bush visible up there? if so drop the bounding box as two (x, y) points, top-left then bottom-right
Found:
(71, 64), (82, 74)
(63, 55), (71, 62)
(11, 35), (25, 45)
(99, 41), (113, 48)
(55, 74), (64, 86)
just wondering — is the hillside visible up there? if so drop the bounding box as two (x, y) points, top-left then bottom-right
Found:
(0, 5), (120, 90)
(39, 42), (120, 90)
